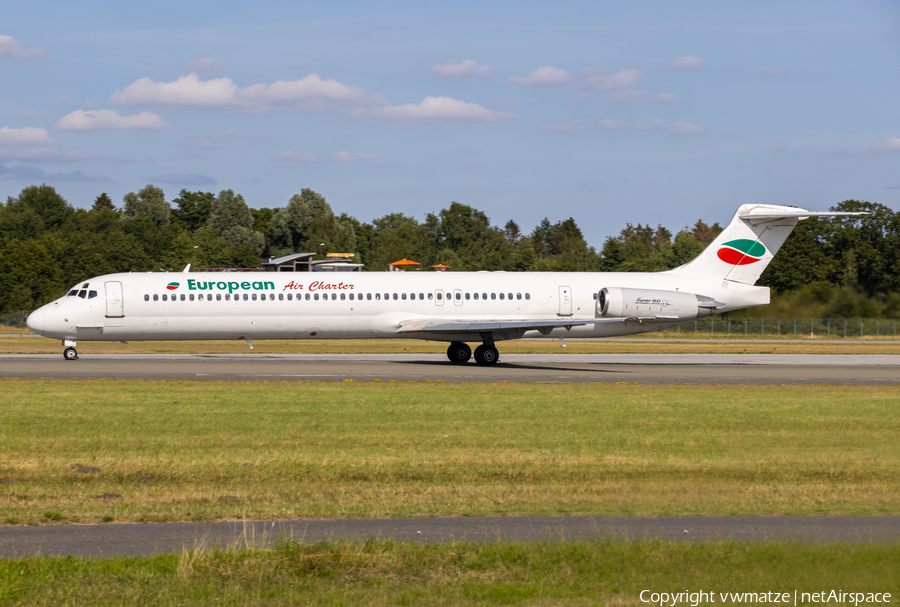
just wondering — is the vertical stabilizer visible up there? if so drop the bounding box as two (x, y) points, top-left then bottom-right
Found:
(667, 204), (804, 285)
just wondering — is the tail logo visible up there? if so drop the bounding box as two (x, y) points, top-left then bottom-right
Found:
(717, 239), (766, 265)
(166, 282), (180, 291)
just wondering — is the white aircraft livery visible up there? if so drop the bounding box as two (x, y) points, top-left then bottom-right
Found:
(26, 204), (862, 365)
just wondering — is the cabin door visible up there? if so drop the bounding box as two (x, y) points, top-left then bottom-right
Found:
(558, 285), (572, 316)
(105, 281), (125, 326)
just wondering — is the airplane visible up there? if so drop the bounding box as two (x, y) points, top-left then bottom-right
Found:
(26, 204), (863, 365)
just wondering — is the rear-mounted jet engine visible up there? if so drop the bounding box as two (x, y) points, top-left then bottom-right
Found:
(597, 287), (724, 321)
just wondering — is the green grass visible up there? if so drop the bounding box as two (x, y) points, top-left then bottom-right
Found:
(4, 335), (900, 355)
(2, 380), (899, 524)
(1, 539), (898, 605)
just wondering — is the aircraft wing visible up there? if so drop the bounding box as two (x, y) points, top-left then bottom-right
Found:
(396, 317), (637, 335)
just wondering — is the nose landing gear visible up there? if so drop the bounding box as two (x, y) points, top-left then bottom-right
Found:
(62, 340), (78, 360)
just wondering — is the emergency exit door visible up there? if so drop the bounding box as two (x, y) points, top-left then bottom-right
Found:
(558, 285), (572, 316)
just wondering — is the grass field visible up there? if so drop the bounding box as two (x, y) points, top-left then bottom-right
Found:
(2, 380), (899, 525)
(3, 334), (900, 355)
(1, 539), (898, 605)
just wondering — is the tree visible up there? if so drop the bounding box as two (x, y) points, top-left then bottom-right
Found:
(270, 189), (333, 255)
(171, 190), (215, 232)
(92, 193), (115, 212)
(207, 189), (265, 255)
(0, 185), (73, 243)
(122, 184), (170, 225)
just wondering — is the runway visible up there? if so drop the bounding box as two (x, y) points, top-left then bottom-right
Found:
(3, 516), (899, 558)
(0, 353), (897, 383)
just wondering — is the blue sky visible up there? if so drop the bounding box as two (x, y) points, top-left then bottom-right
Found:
(1, 0), (898, 245)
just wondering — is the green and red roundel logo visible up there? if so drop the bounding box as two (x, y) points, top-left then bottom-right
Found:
(166, 282), (180, 291)
(717, 239), (766, 265)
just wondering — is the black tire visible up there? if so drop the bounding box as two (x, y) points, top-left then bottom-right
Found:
(446, 342), (472, 363)
(63, 347), (78, 361)
(474, 345), (499, 366)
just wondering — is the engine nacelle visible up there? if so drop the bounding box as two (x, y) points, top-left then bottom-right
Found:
(597, 287), (722, 320)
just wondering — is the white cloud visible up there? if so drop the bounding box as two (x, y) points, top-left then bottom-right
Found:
(277, 150), (385, 164)
(355, 96), (514, 123)
(670, 56), (706, 69)
(429, 59), (493, 78)
(0, 126), (56, 145)
(608, 90), (679, 104)
(0, 35), (49, 59)
(871, 137), (900, 153)
(186, 56), (222, 72)
(636, 118), (705, 134)
(581, 67), (642, 91)
(507, 66), (572, 86)
(110, 73), (374, 112)
(55, 109), (169, 131)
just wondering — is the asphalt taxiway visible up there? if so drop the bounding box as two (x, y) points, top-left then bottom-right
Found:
(3, 516), (900, 558)
(0, 353), (897, 383)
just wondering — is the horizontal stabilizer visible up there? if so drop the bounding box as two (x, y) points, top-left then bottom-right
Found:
(738, 211), (868, 224)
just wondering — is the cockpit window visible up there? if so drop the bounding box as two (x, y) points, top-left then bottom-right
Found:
(88, 290), (98, 299)
(67, 290), (78, 297)
(78, 290), (87, 299)
(82, 283), (89, 289)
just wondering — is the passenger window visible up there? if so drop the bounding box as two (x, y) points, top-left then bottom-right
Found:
(375, 293), (381, 300)
(517, 293), (522, 300)
(419, 293), (424, 300)
(305, 293), (310, 300)
(162, 294), (168, 301)
(314, 293), (319, 300)
(368, 293), (372, 300)
(410, 293), (415, 300)
(88, 290), (98, 299)
(153, 294), (159, 301)
(243, 294), (248, 301)
(287, 293), (292, 301)
(525, 293), (531, 300)
(216, 294), (222, 301)
(78, 290), (87, 299)
(385, 293), (390, 300)
(393, 293), (398, 300)
(499, 293), (504, 300)
(144, 294), (149, 301)
(190, 294), (195, 301)
(455, 292), (460, 300)
(341, 293), (346, 300)
(473, 293), (478, 300)
(329, 293), (335, 301)
(348, 293), (354, 301)
(269, 294), (275, 301)
(465, 293), (470, 300)
(252, 294), (257, 301)
(225, 294), (230, 301)
(508, 293), (513, 300)
(278, 294), (284, 301)
(401, 293), (407, 300)
(181, 294), (186, 301)
(428, 293), (433, 300)
(482, 293), (487, 300)
(491, 293), (496, 300)
(207, 294), (213, 301)
(436, 293), (442, 300)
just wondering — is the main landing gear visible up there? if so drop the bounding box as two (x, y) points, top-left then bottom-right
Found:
(62, 340), (78, 360)
(446, 342), (499, 366)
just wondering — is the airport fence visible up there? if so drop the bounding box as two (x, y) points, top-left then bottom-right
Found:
(658, 317), (900, 339)
(0, 311), (30, 328)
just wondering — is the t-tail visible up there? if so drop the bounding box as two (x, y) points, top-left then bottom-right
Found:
(667, 204), (863, 285)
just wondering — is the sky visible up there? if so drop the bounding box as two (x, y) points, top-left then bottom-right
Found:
(1, 0), (898, 246)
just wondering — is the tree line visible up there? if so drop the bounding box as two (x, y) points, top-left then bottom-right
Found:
(0, 184), (897, 318)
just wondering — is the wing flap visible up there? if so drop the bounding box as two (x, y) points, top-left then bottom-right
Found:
(396, 317), (638, 334)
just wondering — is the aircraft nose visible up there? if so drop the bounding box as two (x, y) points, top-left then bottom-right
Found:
(26, 308), (44, 335)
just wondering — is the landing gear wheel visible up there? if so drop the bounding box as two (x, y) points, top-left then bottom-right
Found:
(63, 347), (78, 361)
(474, 345), (499, 366)
(446, 342), (472, 364)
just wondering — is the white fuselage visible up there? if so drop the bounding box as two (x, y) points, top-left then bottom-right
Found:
(27, 270), (769, 343)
